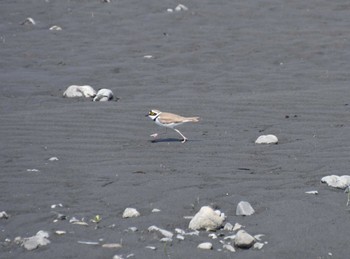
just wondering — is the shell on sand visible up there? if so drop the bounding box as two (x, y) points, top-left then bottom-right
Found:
(188, 206), (224, 231)
(63, 85), (96, 98)
(321, 175), (350, 189)
(255, 134), (278, 144)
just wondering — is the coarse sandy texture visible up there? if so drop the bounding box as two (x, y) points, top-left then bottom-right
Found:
(1, 0), (350, 258)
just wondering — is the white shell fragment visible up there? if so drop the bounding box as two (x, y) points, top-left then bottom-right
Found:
(122, 208), (140, 218)
(254, 242), (264, 250)
(175, 4), (188, 11)
(93, 88), (114, 102)
(21, 17), (36, 25)
(232, 223), (243, 231)
(63, 85), (96, 98)
(321, 175), (350, 189)
(236, 201), (255, 216)
(189, 206), (224, 231)
(234, 230), (255, 249)
(148, 225), (173, 238)
(0, 211), (9, 219)
(255, 134), (278, 144)
(305, 190), (318, 195)
(21, 231), (50, 251)
(198, 242), (213, 250)
(49, 25), (62, 31)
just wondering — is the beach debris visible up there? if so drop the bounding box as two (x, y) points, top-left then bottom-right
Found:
(78, 240), (99, 245)
(21, 17), (36, 25)
(236, 201), (255, 216)
(321, 175), (350, 189)
(197, 242), (213, 250)
(254, 234), (265, 241)
(102, 243), (122, 249)
(234, 230), (255, 249)
(70, 217), (88, 226)
(148, 225), (173, 238)
(255, 134), (278, 144)
(21, 231), (50, 251)
(224, 234), (236, 240)
(126, 227), (138, 232)
(145, 245), (157, 250)
(0, 211), (9, 219)
(49, 156), (59, 161)
(175, 4), (188, 11)
(55, 230), (66, 235)
(90, 215), (102, 223)
(93, 88), (115, 102)
(122, 208), (140, 218)
(63, 85), (96, 98)
(160, 237), (172, 243)
(188, 206), (225, 231)
(305, 190), (318, 195)
(223, 244), (236, 252)
(143, 55), (153, 59)
(151, 208), (161, 213)
(49, 25), (62, 31)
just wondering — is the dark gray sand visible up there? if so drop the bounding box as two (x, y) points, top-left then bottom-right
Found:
(1, 0), (350, 258)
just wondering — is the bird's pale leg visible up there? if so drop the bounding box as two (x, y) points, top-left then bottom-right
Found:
(174, 128), (187, 143)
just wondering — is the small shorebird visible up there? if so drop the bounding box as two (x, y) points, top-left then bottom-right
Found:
(146, 109), (199, 143)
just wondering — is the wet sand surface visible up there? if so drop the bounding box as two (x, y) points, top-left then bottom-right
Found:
(1, 0), (350, 258)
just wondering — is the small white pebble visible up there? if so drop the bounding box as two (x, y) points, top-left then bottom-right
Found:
(167, 8), (173, 13)
(198, 242), (213, 250)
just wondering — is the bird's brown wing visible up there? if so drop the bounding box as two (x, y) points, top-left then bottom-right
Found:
(158, 112), (186, 124)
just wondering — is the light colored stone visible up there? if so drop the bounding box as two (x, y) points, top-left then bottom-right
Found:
(234, 230), (255, 249)
(223, 244), (236, 252)
(102, 243), (122, 249)
(223, 222), (233, 231)
(55, 230), (66, 235)
(49, 25), (62, 31)
(21, 17), (36, 25)
(198, 242), (213, 250)
(22, 231), (50, 251)
(321, 175), (350, 189)
(93, 88), (114, 102)
(122, 208), (140, 218)
(188, 206), (224, 231)
(145, 246), (157, 250)
(255, 134), (278, 144)
(0, 211), (9, 219)
(151, 208), (161, 213)
(175, 4), (188, 11)
(148, 225), (173, 238)
(63, 85), (96, 98)
(176, 234), (184, 240)
(236, 201), (255, 216)
(305, 190), (318, 195)
(253, 242), (264, 249)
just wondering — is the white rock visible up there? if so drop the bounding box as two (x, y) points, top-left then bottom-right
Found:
(255, 134), (278, 144)
(321, 175), (350, 189)
(208, 233), (217, 239)
(232, 223), (243, 231)
(21, 17), (36, 25)
(160, 237), (172, 242)
(198, 242), (213, 250)
(253, 242), (264, 249)
(175, 4), (188, 11)
(234, 230), (255, 249)
(236, 201), (255, 216)
(0, 211), (9, 219)
(93, 88), (114, 102)
(143, 55), (153, 59)
(167, 8), (174, 13)
(305, 190), (318, 195)
(176, 234), (185, 240)
(223, 244), (236, 252)
(113, 255), (123, 259)
(55, 230), (66, 235)
(102, 243), (122, 249)
(49, 157), (59, 161)
(148, 225), (173, 238)
(175, 228), (185, 235)
(253, 234), (265, 241)
(223, 222), (233, 231)
(63, 85), (96, 98)
(122, 208), (140, 218)
(188, 206), (224, 231)
(224, 234), (236, 240)
(145, 246), (157, 250)
(151, 208), (161, 213)
(22, 231), (50, 251)
(49, 25), (62, 31)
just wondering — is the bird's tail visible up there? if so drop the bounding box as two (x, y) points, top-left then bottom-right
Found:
(185, 117), (200, 122)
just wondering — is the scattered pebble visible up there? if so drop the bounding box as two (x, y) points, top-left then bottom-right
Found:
(21, 231), (50, 251)
(175, 4), (188, 11)
(160, 237), (172, 243)
(78, 241), (99, 245)
(234, 230), (255, 249)
(223, 222), (233, 231)
(0, 211), (9, 219)
(223, 234), (236, 240)
(122, 208), (140, 218)
(175, 228), (185, 235)
(223, 244), (236, 252)
(143, 55), (153, 59)
(49, 157), (59, 161)
(188, 206), (225, 231)
(51, 203), (63, 209)
(63, 85), (96, 98)
(145, 245), (157, 250)
(253, 234), (265, 241)
(208, 233), (218, 239)
(255, 134), (278, 144)
(236, 201), (255, 216)
(55, 230), (66, 235)
(49, 25), (62, 31)
(197, 242), (213, 250)
(305, 190), (318, 195)
(176, 234), (185, 240)
(167, 8), (173, 13)
(126, 227), (138, 232)
(27, 169), (40, 172)
(253, 242), (264, 250)
(151, 208), (161, 213)
(113, 255), (123, 259)
(232, 223), (243, 231)
(93, 88), (114, 102)
(21, 17), (36, 25)
(102, 243), (122, 249)
(148, 225), (173, 238)
(321, 175), (350, 189)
